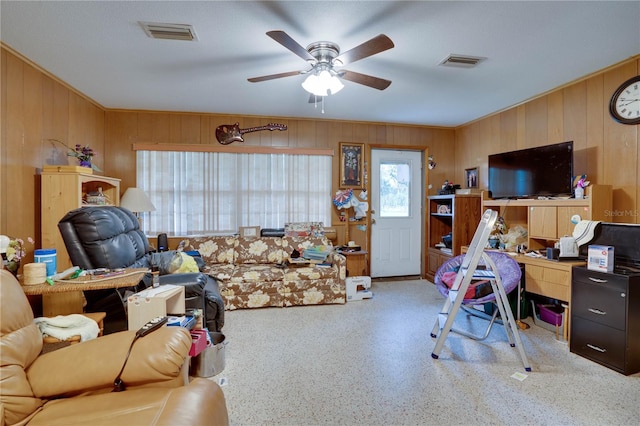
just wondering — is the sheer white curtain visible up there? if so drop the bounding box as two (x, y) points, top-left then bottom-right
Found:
(136, 150), (332, 236)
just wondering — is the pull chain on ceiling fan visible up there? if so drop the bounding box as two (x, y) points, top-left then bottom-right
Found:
(248, 31), (394, 100)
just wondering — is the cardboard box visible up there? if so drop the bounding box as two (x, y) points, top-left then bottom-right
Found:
(588, 245), (614, 272)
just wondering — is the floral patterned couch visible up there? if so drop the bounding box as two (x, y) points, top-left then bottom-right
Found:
(181, 235), (346, 310)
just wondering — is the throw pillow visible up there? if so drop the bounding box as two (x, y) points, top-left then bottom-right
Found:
(441, 271), (492, 299)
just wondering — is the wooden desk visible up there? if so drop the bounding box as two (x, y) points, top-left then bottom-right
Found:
(513, 254), (584, 302)
(461, 246), (582, 340)
(22, 268), (148, 316)
(460, 247), (583, 301)
(340, 250), (368, 277)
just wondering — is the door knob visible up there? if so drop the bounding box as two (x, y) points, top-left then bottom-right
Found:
(371, 218), (376, 224)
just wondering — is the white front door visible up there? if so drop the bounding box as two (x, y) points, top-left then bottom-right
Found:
(370, 149), (423, 277)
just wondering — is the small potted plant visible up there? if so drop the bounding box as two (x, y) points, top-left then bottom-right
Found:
(50, 139), (102, 172)
(1, 236), (35, 277)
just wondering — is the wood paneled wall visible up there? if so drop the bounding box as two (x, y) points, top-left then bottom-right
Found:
(454, 57), (639, 223)
(2, 42), (638, 269)
(1, 45), (452, 259)
(105, 111), (452, 248)
(104, 110), (453, 196)
(1, 47), (105, 262)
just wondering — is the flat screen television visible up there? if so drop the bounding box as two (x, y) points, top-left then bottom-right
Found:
(488, 141), (574, 199)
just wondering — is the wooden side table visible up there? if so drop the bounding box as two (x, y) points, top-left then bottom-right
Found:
(21, 268), (148, 316)
(341, 250), (368, 277)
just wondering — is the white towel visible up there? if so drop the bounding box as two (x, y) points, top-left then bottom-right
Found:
(34, 314), (100, 342)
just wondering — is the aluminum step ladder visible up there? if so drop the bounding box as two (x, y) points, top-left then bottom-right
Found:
(430, 209), (531, 372)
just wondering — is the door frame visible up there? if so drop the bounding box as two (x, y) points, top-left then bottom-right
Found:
(367, 144), (430, 278)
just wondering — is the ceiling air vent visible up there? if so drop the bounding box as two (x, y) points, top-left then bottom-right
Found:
(439, 54), (486, 68)
(139, 22), (197, 41)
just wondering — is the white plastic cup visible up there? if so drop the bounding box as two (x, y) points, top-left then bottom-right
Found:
(34, 248), (57, 277)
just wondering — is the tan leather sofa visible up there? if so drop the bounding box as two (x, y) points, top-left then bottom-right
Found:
(0, 269), (228, 426)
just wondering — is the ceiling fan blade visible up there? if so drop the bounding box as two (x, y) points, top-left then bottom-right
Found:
(340, 70), (391, 90)
(248, 70), (302, 83)
(334, 34), (394, 66)
(267, 30), (315, 62)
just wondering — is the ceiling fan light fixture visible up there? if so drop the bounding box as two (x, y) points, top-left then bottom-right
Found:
(302, 70), (344, 96)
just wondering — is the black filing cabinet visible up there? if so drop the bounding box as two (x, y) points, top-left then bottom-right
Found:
(570, 266), (640, 375)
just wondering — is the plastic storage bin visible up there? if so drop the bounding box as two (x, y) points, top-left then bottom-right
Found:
(530, 301), (565, 340)
(34, 249), (57, 277)
(538, 304), (563, 326)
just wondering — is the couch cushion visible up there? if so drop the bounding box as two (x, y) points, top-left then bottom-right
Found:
(182, 236), (237, 265)
(230, 264), (284, 283)
(202, 263), (236, 282)
(0, 270), (46, 425)
(280, 278), (346, 307)
(284, 265), (338, 281)
(235, 237), (283, 264)
(219, 281), (282, 310)
(26, 378), (228, 426)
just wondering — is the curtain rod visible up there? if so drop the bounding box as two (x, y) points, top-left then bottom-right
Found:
(133, 143), (334, 156)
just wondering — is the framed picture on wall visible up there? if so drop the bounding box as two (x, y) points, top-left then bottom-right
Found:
(339, 142), (364, 188)
(465, 167), (479, 189)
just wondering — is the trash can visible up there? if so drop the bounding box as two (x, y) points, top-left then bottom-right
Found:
(190, 332), (227, 377)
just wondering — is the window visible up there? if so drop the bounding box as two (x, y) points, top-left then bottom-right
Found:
(379, 161), (411, 217)
(136, 150), (332, 236)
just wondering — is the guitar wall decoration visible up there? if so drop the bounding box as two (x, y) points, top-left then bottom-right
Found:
(215, 122), (287, 145)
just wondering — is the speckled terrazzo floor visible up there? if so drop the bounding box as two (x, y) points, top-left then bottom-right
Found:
(213, 279), (640, 425)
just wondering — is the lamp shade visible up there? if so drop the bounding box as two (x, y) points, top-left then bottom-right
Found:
(302, 70), (344, 97)
(120, 188), (156, 213)
(0, 235), (9, 254)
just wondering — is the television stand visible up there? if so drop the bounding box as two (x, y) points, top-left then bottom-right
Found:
(481, 184), (612, 340)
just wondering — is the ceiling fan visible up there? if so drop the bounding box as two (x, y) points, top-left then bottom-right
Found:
(248, 31), (394, 99)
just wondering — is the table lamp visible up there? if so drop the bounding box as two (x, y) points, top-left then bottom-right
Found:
(120, 187), (156, 228)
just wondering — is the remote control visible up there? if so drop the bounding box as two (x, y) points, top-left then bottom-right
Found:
(136, 316), (168, 338)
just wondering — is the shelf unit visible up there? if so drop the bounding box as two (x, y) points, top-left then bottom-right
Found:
(482, 185), (612, 251)
(41, 170), (121, 271)
(480, 185), (612, 307)
(426, 194), (482, 281)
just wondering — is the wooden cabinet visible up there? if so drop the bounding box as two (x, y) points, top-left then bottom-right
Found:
(427, 247), (451, 279)
(426, 194), (482, 281)
(342, 251), (368, 277)
(570, 267), (640, 375)
(528, 206), (557, 239)
(483, 185), (612, 251)
(41, 170), (120, 271)
(524, 261), (575, 302)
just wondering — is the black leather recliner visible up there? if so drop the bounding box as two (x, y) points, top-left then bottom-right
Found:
(57, 206), (224, 334)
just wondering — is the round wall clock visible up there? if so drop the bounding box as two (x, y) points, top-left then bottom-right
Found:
(609, 75), (640, 125)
